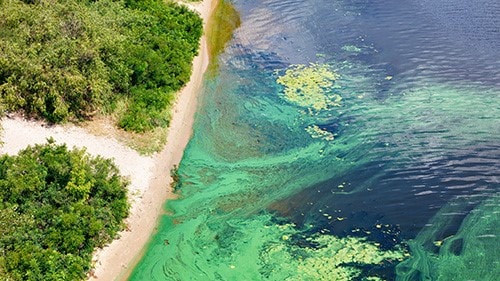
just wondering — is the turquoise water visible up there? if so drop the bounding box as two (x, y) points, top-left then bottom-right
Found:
(130, 0), (499, 280)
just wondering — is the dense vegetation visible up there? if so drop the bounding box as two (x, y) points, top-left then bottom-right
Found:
(0, 0), (203, 132)
(0, 140), (129, 280)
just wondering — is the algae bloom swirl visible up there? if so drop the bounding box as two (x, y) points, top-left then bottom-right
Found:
(276, 63), (341, 111)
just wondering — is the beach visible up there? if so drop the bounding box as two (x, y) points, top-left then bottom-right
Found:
(0, 0), (214, 280)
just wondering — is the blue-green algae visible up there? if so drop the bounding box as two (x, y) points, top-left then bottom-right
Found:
(396, 195), (500, 281)
(129, 48), (499, 280)
(126, 0), (500, 278)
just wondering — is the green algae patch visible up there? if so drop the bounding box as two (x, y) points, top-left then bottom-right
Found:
(276, 63), (341, 111)
(342, 45), (362, 53)
(276, 63), (342, 141)
(260, 225), (407, 281)
(206, 0), (241, 73)
(305, 125), (335, 141)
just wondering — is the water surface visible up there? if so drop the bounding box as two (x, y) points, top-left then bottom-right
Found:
(130, 0), (500, 280)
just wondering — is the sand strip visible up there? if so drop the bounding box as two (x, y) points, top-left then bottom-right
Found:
(0, 0), (215, 280)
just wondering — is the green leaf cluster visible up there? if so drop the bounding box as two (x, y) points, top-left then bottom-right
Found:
(0, 140), (129, 280)
(0, 0), (202, 132)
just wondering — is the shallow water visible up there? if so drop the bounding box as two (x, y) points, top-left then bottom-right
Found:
(130, 0), (500, 280)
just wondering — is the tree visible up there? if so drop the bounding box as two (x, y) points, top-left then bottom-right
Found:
(0, 140), (129, 280)
(0, 0), (203, 132)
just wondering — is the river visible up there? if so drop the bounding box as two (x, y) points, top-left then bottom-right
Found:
(130, 0), (500, 280)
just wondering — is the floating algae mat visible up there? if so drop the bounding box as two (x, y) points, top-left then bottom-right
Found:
(276, 63), (342, 111)
(130, 0), (500, 280)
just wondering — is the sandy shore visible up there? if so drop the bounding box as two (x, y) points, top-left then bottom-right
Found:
(0, 0), (215, 280)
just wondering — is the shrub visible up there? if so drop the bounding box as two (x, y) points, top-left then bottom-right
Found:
(0, 140), (129, 280)
(0, 0), (202, 132)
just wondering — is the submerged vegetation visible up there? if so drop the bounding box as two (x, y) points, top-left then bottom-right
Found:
(396, 196), (500, 281)
(0, 140), (129, 280)
(0, 0), (202, 132)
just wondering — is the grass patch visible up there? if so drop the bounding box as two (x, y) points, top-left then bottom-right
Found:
(83, 115), (168, 155)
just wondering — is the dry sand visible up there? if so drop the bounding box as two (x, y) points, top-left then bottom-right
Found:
(0, 0), (215, 280)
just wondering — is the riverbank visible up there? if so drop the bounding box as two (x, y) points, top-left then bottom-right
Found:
(0, 0), (214, 280)
(87, 0), (215, 279)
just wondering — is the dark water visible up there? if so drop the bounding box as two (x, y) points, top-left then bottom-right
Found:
(130, 0), (500, 280)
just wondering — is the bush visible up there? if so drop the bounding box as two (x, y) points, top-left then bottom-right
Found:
(0, 140), (129, 280)
(118, 87), (173, 132)
(0, 0), (202, 132)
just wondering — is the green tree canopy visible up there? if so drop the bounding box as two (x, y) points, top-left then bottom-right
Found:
(0, 0), (202, 132)
(0, 140), (129, 280)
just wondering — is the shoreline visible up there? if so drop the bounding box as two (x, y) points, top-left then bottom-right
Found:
(0, 0), (215, 280)
(88, 0), (215, 279)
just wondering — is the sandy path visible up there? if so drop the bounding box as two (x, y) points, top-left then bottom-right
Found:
(0, 116), (155, 229)
(0, 0), (215, 280)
